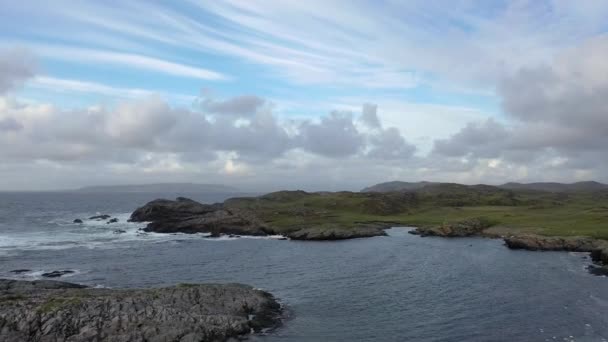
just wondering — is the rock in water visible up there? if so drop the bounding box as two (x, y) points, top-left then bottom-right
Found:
(0, 279), (282, 342)
(41, 270), (75, 278)
(73, 219), (83, 224)
(107, 218), (119, 224)
(89, 214), (111, 220)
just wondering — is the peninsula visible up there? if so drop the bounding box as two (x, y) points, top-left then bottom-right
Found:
(129, 181), (608, 270)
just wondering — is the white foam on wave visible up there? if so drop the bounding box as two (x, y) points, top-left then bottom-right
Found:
(1, 211), (289, 256)
(203, 234), (287, 241)
(4, 269), (82, 281)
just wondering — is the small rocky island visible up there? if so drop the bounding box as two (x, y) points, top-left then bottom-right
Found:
(0, 279), (281, 342)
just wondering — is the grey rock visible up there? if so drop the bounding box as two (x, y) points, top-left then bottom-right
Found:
(73, 219), (83, 224)
(107, 218), (119, 224)
(0, 279), (282, 342)
(41, 270), (75, 278)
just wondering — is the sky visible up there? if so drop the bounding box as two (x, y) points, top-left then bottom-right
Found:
(1, 0), (608, 191)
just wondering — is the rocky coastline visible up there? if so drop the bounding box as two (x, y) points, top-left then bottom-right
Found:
(128, 196), (608, 270)
(410, 219), (608, 272)
(0, 279), (282, 342)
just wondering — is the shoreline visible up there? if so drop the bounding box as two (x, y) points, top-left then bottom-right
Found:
(409, 221), (608, 272)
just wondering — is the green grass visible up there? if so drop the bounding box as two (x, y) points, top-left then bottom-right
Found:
(225, 188), (608, 240)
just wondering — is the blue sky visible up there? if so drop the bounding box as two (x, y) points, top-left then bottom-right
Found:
(1, 1), (608, 190)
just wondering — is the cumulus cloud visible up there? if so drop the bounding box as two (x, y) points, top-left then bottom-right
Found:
(0, 48), (35, 94)
(360, 103), (381, 129)
(0, 50), (417, 188)
(429, 35), (608, 181)
(298, 111), (365, 157)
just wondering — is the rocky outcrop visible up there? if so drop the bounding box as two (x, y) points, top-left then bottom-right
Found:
(503, 234), (608, 272)
(0, 279), (282, 342)
(503, 235), (603, 251)
(131, 198), (271, 237)
(286, 225), (387, 240)
(410, 218), (492, 237)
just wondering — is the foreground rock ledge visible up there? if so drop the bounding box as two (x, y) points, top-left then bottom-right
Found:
(0, 279), (281, 342)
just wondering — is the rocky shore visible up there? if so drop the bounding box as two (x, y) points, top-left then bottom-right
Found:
(129, 197), (386, 240)
(410, 219), (608, 272)
(0, 279), (281, 342)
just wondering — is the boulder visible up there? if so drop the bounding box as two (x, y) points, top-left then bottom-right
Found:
(73, 219), (83, 224)
(0, 279), (282, 342)
(107, 218), (119, 224)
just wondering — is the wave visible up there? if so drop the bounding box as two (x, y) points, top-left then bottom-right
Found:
(0, 212), (288, 255)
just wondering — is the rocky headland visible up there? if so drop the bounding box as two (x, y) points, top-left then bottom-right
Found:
(129, 196), (388, 240)
(0, 279), (281, 342)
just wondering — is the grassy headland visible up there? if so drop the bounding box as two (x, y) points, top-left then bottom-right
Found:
(224, 184), (608, 240)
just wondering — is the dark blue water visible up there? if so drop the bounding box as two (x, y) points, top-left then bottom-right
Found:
(1, 192), (607, 341)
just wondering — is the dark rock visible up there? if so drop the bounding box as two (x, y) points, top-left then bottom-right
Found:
(132, 198), (271, 237)
(129, 197), (220, 222)
(278, 237), (288, 240)
(9, 269), (31, 274)
(0, 279), (282, 342)
(41, 270), (75, 278)
(113, 229), (126, 234)
(587, 265), (608, 276)
(107, 218), (119, 224)
(73, 219), (83, 224)
(89, 214), (111, 220)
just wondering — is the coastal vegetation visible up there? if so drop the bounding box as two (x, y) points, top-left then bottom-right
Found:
(224, 183), (608, 240)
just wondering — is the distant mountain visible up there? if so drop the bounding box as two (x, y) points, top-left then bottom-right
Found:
(76, 183), (239, 193)
(361, 181), (439, 192)
(363, 180), (608, 193)
(499, 181), (608, 192)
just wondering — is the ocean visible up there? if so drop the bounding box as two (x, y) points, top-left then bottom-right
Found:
(1, 191), (607, 341)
